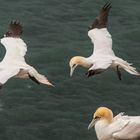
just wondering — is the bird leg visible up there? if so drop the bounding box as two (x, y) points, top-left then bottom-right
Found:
(85, 70), (95, 77)
(116, 66), (121, 80)
(28, 74), (40, 85)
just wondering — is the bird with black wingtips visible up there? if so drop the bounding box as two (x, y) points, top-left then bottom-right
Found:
(69, 3), (140, 80)
(88, 107), (140, 140)
(0, 20), (54, 88)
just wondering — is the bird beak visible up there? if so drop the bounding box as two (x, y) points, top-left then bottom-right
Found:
(70, 67), (75, 77)
(88, 118), (99, 130)
(70, 64), (78, 77)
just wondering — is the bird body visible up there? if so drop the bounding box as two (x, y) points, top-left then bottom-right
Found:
(88, 107), (140, 140)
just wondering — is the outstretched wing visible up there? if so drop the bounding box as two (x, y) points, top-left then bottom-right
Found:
(90, 3), (111, 29)
(6, 20), (23, 37)
(88, 3), (115, 56)
(1, 37), (27, 61)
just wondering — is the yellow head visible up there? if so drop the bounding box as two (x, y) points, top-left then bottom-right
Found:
(94, 107), (113, 122)
(69, 56), (90, 76)
(88, 107), (113, 130)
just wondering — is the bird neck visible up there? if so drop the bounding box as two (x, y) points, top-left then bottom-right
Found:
(103, 114), (113, 124)
(76, 56), (92, 68)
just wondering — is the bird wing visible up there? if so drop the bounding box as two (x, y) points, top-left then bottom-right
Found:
(0, 68), (20, 84)
(88, 3), (115, 56)
(90, 3), (111, 29)
(88, 28), (114, 55)
(24, 65), (54, 86)
(5, 21), (23, 37)
(1, 37), (27, 63)
(112, 116), (140, 139)
(1, 20), (27, 62)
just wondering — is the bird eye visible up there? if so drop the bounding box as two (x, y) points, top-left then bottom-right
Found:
(94, 116), (101, 120)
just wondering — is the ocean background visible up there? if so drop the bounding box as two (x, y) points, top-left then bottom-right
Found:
(0, 0), (139, 140)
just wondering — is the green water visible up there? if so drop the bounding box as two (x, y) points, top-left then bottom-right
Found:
(0, 0), (139, 140)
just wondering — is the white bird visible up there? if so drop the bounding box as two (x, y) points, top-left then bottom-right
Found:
(0, 21), (54, 88)
(88, 107), (140, 140)
(69, 3), (140, 80)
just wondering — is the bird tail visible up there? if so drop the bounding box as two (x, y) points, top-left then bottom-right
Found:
(28, 66), (54, 87)
(115, 59), (140, 76)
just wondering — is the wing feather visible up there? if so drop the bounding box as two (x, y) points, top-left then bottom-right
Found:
(112, 116), (140, 139)
(88, 3), (114, 56)
(88, 28), (115, 55)
(90, 3), (111, 29)
(5, 20), (23, 37)
(1, 37), (27, 62)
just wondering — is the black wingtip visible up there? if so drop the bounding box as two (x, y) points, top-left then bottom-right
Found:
(28, 74), (40, 85)
(10, 20), (22, 26)
(103, 2), (112, 10)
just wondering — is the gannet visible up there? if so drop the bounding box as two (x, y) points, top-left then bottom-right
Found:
(69, 3), (140, 80)
(88, 107), (140, 140)
(0, 21), (54, 88)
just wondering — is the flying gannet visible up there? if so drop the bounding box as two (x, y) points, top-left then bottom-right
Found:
(0, 21), (54, 88)
(88, 107), (140, 140)
(69, 3), (140, 80)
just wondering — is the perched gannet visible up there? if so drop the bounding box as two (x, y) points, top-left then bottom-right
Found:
(88, 107), (140, 140)
(69, 3), (140, 80)
(0, 21), (54, 88)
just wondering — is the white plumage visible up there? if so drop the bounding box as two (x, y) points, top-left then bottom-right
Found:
(87, 28), (139, 76)
(88, 107), (140, 140)
(0, 35), (53, 87)
(97, 115), (140, 140)
(69, 3), (140, 79)
(88, 28), (114, 56)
